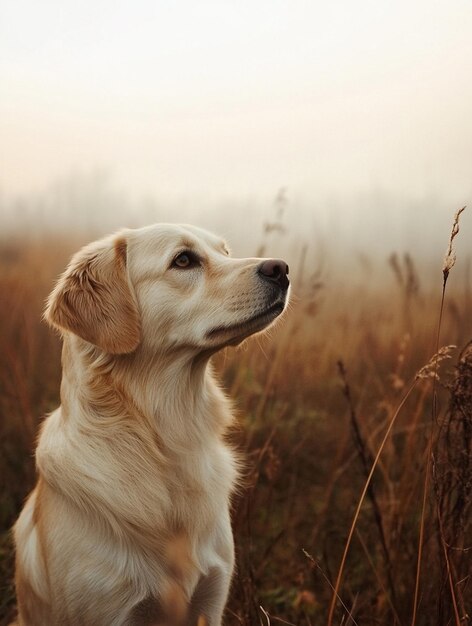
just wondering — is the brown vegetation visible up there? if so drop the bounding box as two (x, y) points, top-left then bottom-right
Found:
(0, 220), (471, 625)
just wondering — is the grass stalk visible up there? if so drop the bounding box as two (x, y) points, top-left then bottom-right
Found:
(327, 379), (418, 626)
(411, 206), (466, 626)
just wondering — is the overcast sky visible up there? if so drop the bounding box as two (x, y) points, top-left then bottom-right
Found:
(1, 0), (471, 206)
(1, 0), (472, 273)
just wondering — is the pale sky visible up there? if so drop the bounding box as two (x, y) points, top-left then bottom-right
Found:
(1, 0), (471, 221)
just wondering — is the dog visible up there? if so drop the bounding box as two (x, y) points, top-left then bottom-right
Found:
(13, 223), (289, 626)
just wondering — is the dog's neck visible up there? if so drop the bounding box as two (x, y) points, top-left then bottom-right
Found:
(60, 335), (233, 446)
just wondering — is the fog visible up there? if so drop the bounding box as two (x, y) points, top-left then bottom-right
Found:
(1, 0), (471, 270)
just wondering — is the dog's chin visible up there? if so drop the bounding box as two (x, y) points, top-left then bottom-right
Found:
(206, 300), (286, 348)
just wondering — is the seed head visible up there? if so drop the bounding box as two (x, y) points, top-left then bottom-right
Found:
(443, 206), (466, 282)
(416, 345), (457, 381)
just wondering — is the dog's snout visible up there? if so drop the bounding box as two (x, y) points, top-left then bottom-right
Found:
(258, 259), (289, 290)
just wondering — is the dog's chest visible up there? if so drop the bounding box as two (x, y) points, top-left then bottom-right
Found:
(163, 440), (237, 527)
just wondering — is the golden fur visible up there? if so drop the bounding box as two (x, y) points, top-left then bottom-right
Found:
(13, 223), (289, 625)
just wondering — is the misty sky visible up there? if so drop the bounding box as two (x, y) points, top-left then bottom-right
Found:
(0, 0), (471, 276)
(1, 1), (471, 202)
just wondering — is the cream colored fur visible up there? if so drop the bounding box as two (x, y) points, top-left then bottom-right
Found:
(13, 223), (289, 626)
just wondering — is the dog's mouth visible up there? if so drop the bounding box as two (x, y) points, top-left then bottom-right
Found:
(206, 300), (286, 343)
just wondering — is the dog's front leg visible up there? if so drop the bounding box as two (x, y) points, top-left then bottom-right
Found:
(188, 560), (234, 626)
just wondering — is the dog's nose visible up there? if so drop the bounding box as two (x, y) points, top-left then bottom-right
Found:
(258, 259), (290, 290)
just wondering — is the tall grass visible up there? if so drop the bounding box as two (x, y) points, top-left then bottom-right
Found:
(0, 218), (470, 625)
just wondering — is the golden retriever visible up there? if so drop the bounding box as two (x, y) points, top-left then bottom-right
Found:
(13, 223), (290, 626)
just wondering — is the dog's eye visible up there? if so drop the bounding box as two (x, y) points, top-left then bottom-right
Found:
(172, 251), (200, 269)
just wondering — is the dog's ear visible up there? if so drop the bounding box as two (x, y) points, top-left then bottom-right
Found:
(45, 234), (141, 354)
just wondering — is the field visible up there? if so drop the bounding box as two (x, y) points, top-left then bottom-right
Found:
(0, 218), (471, 625)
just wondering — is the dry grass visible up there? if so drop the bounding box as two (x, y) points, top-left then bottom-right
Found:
(0, 221), (471, 626)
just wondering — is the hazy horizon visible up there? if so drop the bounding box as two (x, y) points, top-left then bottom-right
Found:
(2, 1), (472, 197)
(1, 0), (471, 271)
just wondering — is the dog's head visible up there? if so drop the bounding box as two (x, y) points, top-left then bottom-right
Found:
(45, 223), (290, 354)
